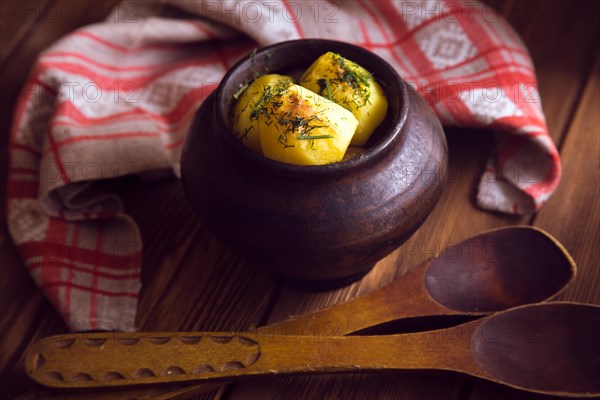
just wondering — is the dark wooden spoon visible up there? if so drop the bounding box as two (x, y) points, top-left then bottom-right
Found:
(264, 225), (577, 336)
(26, 302), (600, 398)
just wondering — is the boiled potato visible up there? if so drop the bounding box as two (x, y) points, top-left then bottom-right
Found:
(300, 52), (388, 146)
(259, 84), (358, 165)
(231, 74), (293, 153)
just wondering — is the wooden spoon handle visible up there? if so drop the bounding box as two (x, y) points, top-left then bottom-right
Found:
(24, 261), (448, 394)
(26, 332), (262, 388)
(22, 261), (442, 397)
(26, 330), (464, 389)
(265, 259), (445, 337)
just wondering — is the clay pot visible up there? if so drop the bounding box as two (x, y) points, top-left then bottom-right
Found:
(181, 39), (448, 289)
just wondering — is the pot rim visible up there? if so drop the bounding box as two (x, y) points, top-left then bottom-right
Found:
(214, 39), (409, 177)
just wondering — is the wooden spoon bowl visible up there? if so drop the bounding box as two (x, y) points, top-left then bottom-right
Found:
(471, 302), (600, 395)
(424, 226), (575, 312)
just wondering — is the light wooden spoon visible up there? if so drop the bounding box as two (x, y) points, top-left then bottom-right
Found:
(25, 302), (600, 398)
(23, 226), (576, 399)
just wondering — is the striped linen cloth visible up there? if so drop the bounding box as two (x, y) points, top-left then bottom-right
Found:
(7, 0), (560, 331)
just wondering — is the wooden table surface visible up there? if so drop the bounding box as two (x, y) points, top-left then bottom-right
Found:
(1, 1), (599, 399)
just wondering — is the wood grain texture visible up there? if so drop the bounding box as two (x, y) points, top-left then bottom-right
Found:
(1, 0), (599, 399)
(1, 1), (119, 399)
(120, 179), (279, 334)
(464, 44), (600, 400)
(533, 54), (600, 303)
(0, 0), (52, 71)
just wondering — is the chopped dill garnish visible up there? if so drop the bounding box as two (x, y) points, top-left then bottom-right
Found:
(275, 111), (330, 148)
(316, 78), (333, 100)
(249, 85), (276, 120)
(337, 55), (371, 89)
(296, 134), (334, 140)
(271, 99), (284, 109)
(232, 75), (335, 150)
(325, 53), (372, 109)
(276, 113), (325, 135)
(252, 70), (262, 81)
(233, 82), (249, 100)
(240, 125), (255, 141)
(249, 80), (291, 121)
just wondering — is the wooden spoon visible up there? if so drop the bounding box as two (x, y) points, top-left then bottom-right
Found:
(263, 226), (577, 337)
(22, 226), (576, 400)
(25, 302), (600, 397)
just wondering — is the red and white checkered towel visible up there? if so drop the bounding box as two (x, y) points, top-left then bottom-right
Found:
(7, 0), (561, 331)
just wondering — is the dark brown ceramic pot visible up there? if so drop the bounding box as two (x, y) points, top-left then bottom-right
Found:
(181, 39), (448, 289)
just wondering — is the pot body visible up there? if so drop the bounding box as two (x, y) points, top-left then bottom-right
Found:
(181, 40), (448, 287)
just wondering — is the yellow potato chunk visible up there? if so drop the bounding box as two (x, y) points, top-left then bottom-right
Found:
(231, 74), (293, 153)
(300, 52), (388, 146)
(259, 84), (358, 165)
